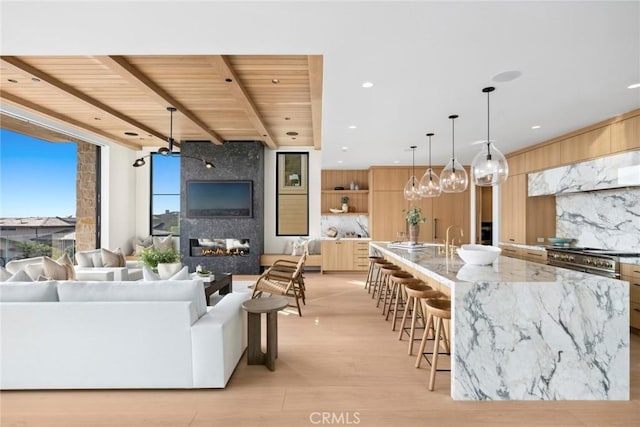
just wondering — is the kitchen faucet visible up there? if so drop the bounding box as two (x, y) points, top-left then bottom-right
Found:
(445, 225), (464, 258)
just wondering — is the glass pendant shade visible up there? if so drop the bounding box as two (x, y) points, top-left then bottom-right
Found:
(441, 115), (468, 193)
(418, 168), (442, 197)
(471, 142), (509, 186)
(441, 158), (468, 193)
(403, 175), (421, 200)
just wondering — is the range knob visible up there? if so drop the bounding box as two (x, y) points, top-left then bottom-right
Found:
(585, 258), (592, 265)
(568, 256), (575, 262)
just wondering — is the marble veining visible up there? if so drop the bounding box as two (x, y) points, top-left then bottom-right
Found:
(320, 214), (368, 238)
(556, 187), (640, 251)
(370, 242), (630, 401)
(528, 151), (640, 196)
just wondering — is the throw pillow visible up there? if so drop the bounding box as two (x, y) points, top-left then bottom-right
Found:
(153, 234), (173, 251)
(291, 241), (305, 256)
(101, 248), (125, 267)
(91, 251), (104, 267)
(0, 266), (13, 282)
(42, 256), (69, 280)
(142, 265), (160, 281)
(134, 243), (153, 256)
(6, 269), (32, 282)
(169, 266), (189, 280)
(24, 263), (45, 281)
(57, 253), (76, 280)
(75, 251), (94, 268)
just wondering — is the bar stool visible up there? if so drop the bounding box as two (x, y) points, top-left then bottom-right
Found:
(386, 273), (420, 331)
(364, 256), (384, 293)
(398, 283), (443, 355)
(371, 260), (393, 300)
(376, 265), (402, 310)
(415, 298), (451, 391)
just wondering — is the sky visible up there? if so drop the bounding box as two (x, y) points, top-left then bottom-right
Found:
(0, 129), (77, 218)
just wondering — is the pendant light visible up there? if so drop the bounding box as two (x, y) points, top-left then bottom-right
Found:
(403, 145), (420, 201)
(441, 115), (468, 193)
(418, 133), (441, 197)
(132, 107), (215, 169)
(471, 86), (509, 186)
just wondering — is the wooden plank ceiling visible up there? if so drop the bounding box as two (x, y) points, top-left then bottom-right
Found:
(0, 55), (322, 150)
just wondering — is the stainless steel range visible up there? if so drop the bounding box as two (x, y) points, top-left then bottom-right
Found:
(546, 247), (640, 279)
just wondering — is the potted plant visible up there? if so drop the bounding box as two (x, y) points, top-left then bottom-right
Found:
(341, 196), (349, 212)
(403, 206), (427, 244)
(140, 246), (182, 279)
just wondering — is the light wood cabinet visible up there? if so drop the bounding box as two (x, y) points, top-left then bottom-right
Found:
(321, 170), (369, 214)
(321, 240), (369, 271)
(559, 126), (611, 164)
(611, 114), (640, 152)
(499, 245), (523, 258)
(506, 153), (526, 175)
(521, 247), (548, 264)
(621, 263), (640, 329)
(525, 143), (561, 172)
(322, 240), (354, 271)
(369, 167), (409, 191)
(370, 190), (408, 241)
(500, 174), (527, 244)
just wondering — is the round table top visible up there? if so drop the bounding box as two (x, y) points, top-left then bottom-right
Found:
(242, 296), (289, 313)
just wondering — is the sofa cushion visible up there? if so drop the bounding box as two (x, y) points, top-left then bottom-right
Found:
(76, 250), (97, 267)
(58, 253), (76, 280)
(92, 251), (104, 267)
(57, 280), (207, 320)
(25, 263), (45, 281)
(5, 257), (45, 275)
(0, 266), (13, 281)
(102, 248), (125, 267)
(0, 282), (58, 301)
(6, 270), (33, 282)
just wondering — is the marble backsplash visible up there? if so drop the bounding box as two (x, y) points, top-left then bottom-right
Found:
(529, 151), (640, 196)
(320, 215), (369, 238)
(556, 187), (640, 251)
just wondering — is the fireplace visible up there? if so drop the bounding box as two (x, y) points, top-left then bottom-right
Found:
(190, 238), (250, 257)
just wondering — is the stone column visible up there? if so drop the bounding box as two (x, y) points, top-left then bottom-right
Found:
(75, 141), (97, 251)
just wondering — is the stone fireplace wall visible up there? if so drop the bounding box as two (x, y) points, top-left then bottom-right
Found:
(75, 141), (97, 251)
(180, 141), (264, 274)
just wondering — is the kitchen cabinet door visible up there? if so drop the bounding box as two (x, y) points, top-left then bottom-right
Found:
(500, 174), (526, 244)
(370, 191), (408, 241)
(611, 114), (640, 152)
(321, 240), (354, 271)
(560, 126), (611, 164)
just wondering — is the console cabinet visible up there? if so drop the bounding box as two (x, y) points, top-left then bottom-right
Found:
(321, 240), (369, 272)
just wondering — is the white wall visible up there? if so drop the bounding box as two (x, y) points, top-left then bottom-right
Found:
(100, 144), (137, 253)
(264, 147), (322, 254)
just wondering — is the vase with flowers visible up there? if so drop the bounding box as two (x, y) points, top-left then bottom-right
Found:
(403, 206), (427, 245)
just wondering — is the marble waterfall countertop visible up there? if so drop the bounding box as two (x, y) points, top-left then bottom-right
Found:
(370, 242), (630, 401)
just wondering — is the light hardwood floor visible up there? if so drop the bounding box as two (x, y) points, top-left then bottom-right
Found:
(2, 272), (639, 427)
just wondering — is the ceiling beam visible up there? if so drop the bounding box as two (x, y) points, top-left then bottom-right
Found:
(0, 56), (167, 146)
(205, 55), (277, 149)
(94, 55), (224, 145)
(1, 92), (141, 150)
(308, 55), (323, 151)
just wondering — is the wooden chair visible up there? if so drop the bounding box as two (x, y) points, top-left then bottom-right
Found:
(252, 255), (305, 316)
(264, 253), (307, 303)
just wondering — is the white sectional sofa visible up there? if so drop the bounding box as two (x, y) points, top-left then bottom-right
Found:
(0, 279), (250, 389)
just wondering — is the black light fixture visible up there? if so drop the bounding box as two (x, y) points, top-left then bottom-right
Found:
(471, 86), (509, 186)
(418, 133), (441, 197)
(441, 114), (469, 193)
(403, 145), (420, 201)
(132, 107), (215, 169)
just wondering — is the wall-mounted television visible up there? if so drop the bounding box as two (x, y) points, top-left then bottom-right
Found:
(186, 180), (253, 218)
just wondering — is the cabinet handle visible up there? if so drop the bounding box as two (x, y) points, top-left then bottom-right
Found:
(433, 218), (438, 239)
(526, 252), (542, 257)
(633, 283), (640, 287)
(634, 308), (640, 313)
(509, 238), (515, 242)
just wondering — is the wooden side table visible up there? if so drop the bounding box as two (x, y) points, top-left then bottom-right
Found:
(241, 296), (289, 371)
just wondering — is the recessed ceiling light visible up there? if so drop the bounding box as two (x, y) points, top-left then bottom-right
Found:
(337, 160), (343, 164)
(393, 160), (400, 164)
(286, 131), (298, 136)
(348, 125), (357, 129)
(272, 79), (280, 84)
(124, 131), (139, 136)
(341, 146), (348, 152)
(628, 83), (640, 89)
(7, 79), (17, 83)
(531, 125), (541, 130)
(362, 82), (374, 88)
(224, 78), (233, 83)
(491, 70), (522, 83)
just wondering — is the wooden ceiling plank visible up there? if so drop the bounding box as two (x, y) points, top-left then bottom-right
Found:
(95, 56), (224, 145)
(0, 56), (167, 146)
(1, 92), (141, 150)
(205, 55), (277, 149)
(307, 55), (323, 151)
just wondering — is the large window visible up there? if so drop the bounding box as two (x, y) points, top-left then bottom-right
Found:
(151, 154), (180, 236)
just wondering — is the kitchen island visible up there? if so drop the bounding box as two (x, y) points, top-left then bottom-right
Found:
(370, 242), (629, 400)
